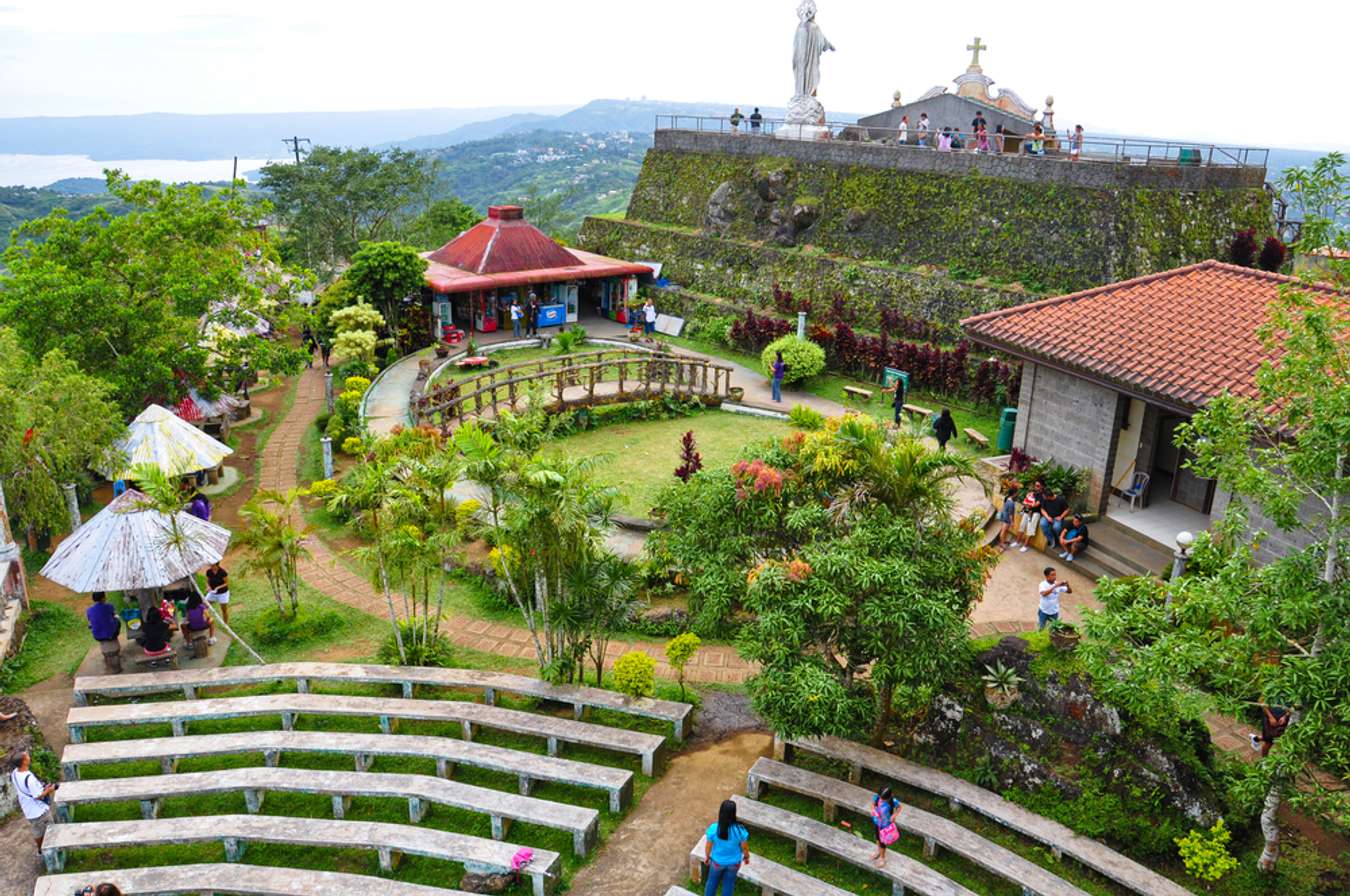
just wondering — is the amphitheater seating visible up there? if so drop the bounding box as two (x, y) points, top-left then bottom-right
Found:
(33, 865), (475, 896)
(66, 691), (665, 775)
(54, 765), (600, 856)
(747, 757), (1088, 896)
(42, 815), (561, 896)
(689, 836), (854, 896)
(729, 794), (978, 896)
(779, 735), (1193, 896)
(72, 662), (693, 739)
(60, 729), (634, 811)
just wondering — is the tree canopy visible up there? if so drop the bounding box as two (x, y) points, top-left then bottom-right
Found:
(345, 241), (427, 351)
(0, 173), (307, 415)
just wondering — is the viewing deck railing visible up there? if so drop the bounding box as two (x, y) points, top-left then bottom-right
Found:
(654, 115), (1269, 169)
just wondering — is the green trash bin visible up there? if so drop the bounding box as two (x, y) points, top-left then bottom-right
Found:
(997, 407), (1018, 453)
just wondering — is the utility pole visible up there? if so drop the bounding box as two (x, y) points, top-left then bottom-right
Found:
(282, 136), (311, 165)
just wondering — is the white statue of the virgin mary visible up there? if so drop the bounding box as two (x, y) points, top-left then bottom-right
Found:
(792, 1), (834, 99)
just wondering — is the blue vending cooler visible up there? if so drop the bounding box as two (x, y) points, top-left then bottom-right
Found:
(537, 303), (566, 328)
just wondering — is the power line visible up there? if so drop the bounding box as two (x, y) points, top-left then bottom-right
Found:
(282, 136), (311, 165)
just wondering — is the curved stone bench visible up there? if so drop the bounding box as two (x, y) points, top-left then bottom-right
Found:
(61, 729), (633, 812)
(67, 692), (664, 775)
(689, 835), (854, 896)
(54, 765), (599, 856)
(747, 758), (1088, 896)
(779, 736), (1192, 896)
(41, 815), (561, 896)
(72, 662), (693, 739)
(729, 794), (977, 896)
(34, 864), (474, 896)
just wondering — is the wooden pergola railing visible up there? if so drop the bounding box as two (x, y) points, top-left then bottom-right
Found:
(414, 350), (736, 432)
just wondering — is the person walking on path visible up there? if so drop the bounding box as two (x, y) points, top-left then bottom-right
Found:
(703, 799), (749, 896)
(932, 408), (957, 450)
(1038, 566), (1070, 630)
(870, 785), (901, 868)
(509, 298), (523, 338)
(643, 298), (658, 335)
(204, 560), (231, 624)
(319, 337), (332, 368)
(770, 351), (787, 403)
(10, 750), (57, 853)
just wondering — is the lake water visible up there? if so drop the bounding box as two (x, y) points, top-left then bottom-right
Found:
(0, 154), (276, 188)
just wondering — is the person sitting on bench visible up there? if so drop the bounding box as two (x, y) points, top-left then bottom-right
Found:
(183, 592), (216, 646)
(86, 591), (121, 649)
(1058, 514), (1089, 563)
(140, 606), (173, 656)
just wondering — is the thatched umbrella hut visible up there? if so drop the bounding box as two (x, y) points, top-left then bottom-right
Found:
(97, 404), (234, 482)
(39, 489), (230, 595)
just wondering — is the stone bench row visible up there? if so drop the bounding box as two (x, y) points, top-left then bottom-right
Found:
(689, 835), (853, 896)
(55, 765), (599, 857)
(748, 757), (1088, 896)
(780, 736), (1193, 896)
(35, 864), (477, 896)
(61, 729), (633, 812)
(730, 794), (978, 896)
(72, 661), (693, 739)
(67, 691), (665, 775)
(42, 815), (561, 896)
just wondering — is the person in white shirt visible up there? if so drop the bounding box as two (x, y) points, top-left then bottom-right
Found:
(10, 750), (57, 850)
(916, 113), (930, 147)
(1037, 567), (1071, 630)
(509, 298), (523, 338)
(643, 298), (658, 335)
(896, 116), (908, 145)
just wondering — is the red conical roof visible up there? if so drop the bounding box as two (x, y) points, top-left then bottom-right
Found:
(427, 205), (580, 274)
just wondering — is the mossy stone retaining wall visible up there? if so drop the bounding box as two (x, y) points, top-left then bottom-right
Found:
(621, 147), (1271, 293)
(579, 216), (1030, 333)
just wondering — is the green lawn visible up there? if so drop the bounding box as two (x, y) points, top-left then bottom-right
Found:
(545, 411), (791, 515)
(0, 600), (89, 692)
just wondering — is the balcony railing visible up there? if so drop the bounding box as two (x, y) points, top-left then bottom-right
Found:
(654, 115), (1269, 169)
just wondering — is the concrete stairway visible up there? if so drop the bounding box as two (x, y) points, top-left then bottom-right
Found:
(1031, 515), (1171, 582)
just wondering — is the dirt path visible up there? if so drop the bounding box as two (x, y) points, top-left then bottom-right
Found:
(568, 695), (770, 896)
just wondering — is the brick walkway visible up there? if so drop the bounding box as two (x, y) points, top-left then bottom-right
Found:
(265, 367), (755, 684)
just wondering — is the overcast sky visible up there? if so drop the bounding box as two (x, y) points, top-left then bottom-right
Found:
(2, 0), (1346, 151)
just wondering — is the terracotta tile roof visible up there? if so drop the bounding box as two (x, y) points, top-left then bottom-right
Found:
(427, 205), (580, 274)
(961, 260), (1347, 410)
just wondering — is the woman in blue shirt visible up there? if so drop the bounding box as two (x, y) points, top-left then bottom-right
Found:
(871, 785), (901, 867)
(703, 799), (749, 895)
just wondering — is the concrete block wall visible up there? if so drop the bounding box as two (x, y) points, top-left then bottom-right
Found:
(1210, 489), (1323, 565)
(1012, 362), (1121, 512)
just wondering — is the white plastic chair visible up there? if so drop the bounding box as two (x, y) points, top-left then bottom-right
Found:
(1121, 471), (1150, 511)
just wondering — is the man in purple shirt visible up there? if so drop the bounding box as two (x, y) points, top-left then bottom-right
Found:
(86, 592), (121, 643)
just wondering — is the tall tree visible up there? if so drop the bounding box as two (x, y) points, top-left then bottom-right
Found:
(259, 147), (438, 272)
(345, 241), (427, 351)
(0, 329), (124, 542)
(0, 173), (306, 415)
(403, 197), (482, 251)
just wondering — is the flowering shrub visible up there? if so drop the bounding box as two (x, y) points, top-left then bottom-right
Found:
(732, 458), (786, 497)
(343, 375), (372, 394)
(785, 559), (812, 582)
(340, 436), (364, 455)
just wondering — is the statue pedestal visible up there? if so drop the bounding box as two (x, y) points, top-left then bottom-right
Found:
(778, 94), (827, 142)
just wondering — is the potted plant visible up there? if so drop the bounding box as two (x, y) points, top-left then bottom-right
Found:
(434, 342), (450, 359)
(728, 386), (745, 402)
(981, 661), (1023, 709)
(1049, 620), (1081, 652)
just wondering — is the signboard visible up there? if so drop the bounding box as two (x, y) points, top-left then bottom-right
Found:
(882, 368), (910, 392)
(654, 314), (685, 337)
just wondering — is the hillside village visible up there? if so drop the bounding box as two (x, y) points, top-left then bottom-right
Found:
(0, 6), (1347, 896)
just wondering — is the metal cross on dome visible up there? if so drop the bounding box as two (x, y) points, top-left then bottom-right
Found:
(967, 37), (988, 66)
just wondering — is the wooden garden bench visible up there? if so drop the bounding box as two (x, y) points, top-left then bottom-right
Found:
(54, 765), (600, 856)
(689, 835), (853, 896)
(901, 403), (934, 421)
(66, 692), (665, 775)
(729, 794), (977, 896)
(60, 728), (633, 812)
(747, 758), (1088, 896)
(843, 386), (872, 403)
(72, 661), (693, 739)
(778, 736), (1193, 896)
(34, 864), (476, 896)
(41, 815), (561, 896)
(963, 427), (990, 449)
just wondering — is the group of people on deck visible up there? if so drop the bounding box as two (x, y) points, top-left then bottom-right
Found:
(84, 559), (230, 666)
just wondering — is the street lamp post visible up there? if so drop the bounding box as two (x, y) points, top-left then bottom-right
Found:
(1164, 530), (1194, 619)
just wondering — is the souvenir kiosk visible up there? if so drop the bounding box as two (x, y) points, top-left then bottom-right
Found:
(421, 206), (650, 339)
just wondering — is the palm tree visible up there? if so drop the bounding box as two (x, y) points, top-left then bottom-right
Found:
(131, 464), (266, 664)
(868, 435), (986, 525)
(235, 488), (311, 617)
